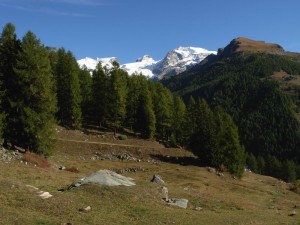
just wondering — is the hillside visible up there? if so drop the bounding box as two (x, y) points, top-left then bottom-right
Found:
(0, 126), (300, 225)
(163, 37), (300, 163)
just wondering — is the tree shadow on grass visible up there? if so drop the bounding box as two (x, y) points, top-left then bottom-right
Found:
(150, 154), (203, 167)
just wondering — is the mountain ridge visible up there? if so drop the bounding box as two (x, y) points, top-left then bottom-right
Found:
(77, 46), (217, 79)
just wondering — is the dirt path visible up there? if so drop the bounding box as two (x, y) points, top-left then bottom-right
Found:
(54, 138), (161, 149)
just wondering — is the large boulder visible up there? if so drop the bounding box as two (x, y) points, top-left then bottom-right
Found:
(69, 170), (135, 189)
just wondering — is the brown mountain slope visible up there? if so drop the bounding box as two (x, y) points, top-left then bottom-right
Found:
(218, 37), (285, 57)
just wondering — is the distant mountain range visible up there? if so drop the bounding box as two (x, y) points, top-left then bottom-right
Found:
(77, 47), (217, 79)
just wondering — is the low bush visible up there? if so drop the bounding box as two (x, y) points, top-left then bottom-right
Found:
(22, 152), (51, 168)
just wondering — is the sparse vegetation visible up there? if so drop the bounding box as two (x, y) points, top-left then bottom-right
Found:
(22, 152), (51, 168)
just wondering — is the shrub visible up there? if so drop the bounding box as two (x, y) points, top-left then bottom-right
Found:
(22, 152), (51, 168)
(65, 166), (80, 173)
(118, 135), (127, 140)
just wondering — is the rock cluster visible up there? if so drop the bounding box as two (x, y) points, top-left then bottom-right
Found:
(0, 147), (22, 163)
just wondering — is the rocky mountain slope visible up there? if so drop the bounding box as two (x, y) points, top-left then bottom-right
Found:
(77, 47), (216, 79)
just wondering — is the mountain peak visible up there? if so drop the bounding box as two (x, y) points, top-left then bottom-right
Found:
(218, 37), (285, 57)
(136, 55), (155, 63)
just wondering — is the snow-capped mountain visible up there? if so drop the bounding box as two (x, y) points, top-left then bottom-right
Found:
(77, 47), (216, 79)
(77, 57), (118, 71)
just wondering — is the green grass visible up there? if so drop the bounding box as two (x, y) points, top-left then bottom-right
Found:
(0, 127), (300, 224)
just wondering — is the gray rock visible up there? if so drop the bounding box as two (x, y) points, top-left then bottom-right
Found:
(162, 187), (169, 201)
(69, 170), (135, 189)
(207, 167), (216, 173)
(151, 175), (165, 185)
(168, 199), (188, 209)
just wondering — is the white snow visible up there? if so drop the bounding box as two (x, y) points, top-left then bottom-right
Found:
(77, 46), (217, 79)
(77, 57), (118, 71)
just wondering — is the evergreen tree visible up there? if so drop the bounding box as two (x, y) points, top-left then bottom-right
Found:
(171, 96), (186, 146)
(153, 82), (173, 141)
(190, 99), (217, 164)
(91, 63), (108, 127)
(55, 49), (82, 128)
(79, 66), (92, 123)
(106, 63), (127, 134)
(12, 31), (56, 155)
(0, 23), (21, 143)
(213, 107), (245, 177)
(256, 155), (266, 174)
(183, 96), (196, 145)
(136, 87), (156, 139)
(126, 74), (145, 131)
(282, 160), (297, 182)
(265, 155), (282, 178)
(246, 153), (258, 173)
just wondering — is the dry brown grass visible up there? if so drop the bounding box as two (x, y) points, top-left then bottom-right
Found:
(233, 37), (285, 54)
(22, 152), (51, 168)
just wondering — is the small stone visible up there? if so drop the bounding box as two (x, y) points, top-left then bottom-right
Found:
(195, 207), (203, 211)
(39, 191), (53, 199)
(59, 166), (66, 170)
(162, 187), (169, 201)
(288, 211), (297, 216)
(207, 167), (216, 173)
(168, 199), (188, 209)
(294, 204), (300, 209)
(79, 206), (91, 212)
(151, 175), (165, 186)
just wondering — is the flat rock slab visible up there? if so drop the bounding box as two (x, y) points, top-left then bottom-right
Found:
(70, 170), (136, 188)
(168, 199), (188, 209)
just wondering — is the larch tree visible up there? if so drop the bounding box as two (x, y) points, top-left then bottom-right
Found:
(0, 23), (21, 144)
(55, 48), (82, 128)
(12, 31), (56, 155)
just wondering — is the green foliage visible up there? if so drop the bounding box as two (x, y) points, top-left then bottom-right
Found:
(188, 99), (245, 177)
(163, 52), (300, 164)
(4, 31), (56, 155)
(91, 63), (108, 126)
(78, 66), (92, 121)
(213, 107), (245, 177)
(0, 23), (21, 142)
(106, 66), (128, 131)
(246, 153), (258, 173)
(54, 49), (82, 128)
(153, 82), (173, 141)
(171, 96), (186, 146)
(281, 160), (297, 183)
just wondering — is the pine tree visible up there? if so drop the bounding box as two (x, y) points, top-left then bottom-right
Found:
(153, 82), (173, 141)
(79, 66), (92, 123)
(12, 31), (56, 155)
(136, 87), (156, 139)
(257, 155), (266, 174)
(171, 96), (186, 146)
(106, 63), (127, 134)
(282, 160), (297, 182)
(190, 99), (217, 164)
(214, 107), (245, 177)
(183, 96), (196, 146)
(91, 63), (108, 127)
(246, 153), (258, 173)
(126, 74), (145, 131)
(0, 23), (21, 143)
(55, 49), (82, 128)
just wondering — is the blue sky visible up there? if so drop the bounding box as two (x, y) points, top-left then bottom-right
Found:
(1, 0), (300, 63)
